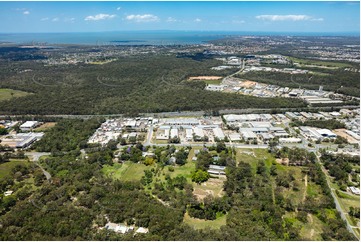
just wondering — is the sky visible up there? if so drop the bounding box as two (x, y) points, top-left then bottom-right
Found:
(0, 1), (359, 33)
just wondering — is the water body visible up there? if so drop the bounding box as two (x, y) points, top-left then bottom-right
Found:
(0, 30), (358, 46)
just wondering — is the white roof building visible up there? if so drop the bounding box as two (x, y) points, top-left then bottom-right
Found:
(193, 127), (204, 137)
(240, 130), (257, 140)
(317, 129), (337, 138)
(185, 128), (193, 141)
(20, 121), (39, 131)
(170, 128), (179, 138)
(213, 127), (225, 140)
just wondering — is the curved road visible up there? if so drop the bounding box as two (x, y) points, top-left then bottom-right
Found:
(25, 152), (52, 181)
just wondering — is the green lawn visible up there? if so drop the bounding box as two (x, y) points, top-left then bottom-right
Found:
(0, 159), (29, 178)
(0, 88), (30, 101)
(183, 211), (227, 230)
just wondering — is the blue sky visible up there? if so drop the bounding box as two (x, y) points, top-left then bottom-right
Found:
(0, 1), (359, 33)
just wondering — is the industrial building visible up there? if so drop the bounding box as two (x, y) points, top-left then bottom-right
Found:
(1, 132), (44, 148)
(20, 121), (40, 131)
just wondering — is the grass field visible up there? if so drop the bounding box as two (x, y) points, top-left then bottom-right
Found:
(183, 211), (227, 230)
(0, 159), (29, 178)
(236, 148), (282, 171)
(204, 79), (222, 85)
(288, 56), (353, 68)
(102, 161), (153, 181)
(0, 88), (30, 101)
(34, 122), (57, 132)
(284, 212), (324, 240)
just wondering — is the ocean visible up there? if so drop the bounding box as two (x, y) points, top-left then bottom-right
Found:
(0, 30), (358, 46)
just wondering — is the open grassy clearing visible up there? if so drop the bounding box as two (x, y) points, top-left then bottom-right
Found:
(34, 122), (57, 132)
(236, 148), (285, 171)
(203, 79), (222, 85)
(284, 212), (325, 240)
(183, 211), (227, 230)
(288, 56), (353, 68)
(102, 161), (153, 181)
(0, 88), (30, 101)
(0, 159), (29, 178)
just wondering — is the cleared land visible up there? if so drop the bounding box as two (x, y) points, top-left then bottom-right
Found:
(0, 88), (30, 101)
(34, 122), (57, 132)
(288, 56), (353, 68)
(183, 211), (227, 230)
(193, 177), (226, 201)
(0, 159), (29, 178)
(188, 76), (223, 80)
(333, 129), (359, 144)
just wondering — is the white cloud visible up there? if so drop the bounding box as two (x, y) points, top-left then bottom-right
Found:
(232, 20), (246, 24)
(40, 17), (49, 21)
(64, 17), (75, 23)
(166, 17), (177, 22)
(256, 15), (312, 21)
(52, 17), (59, 22)
(23, 11), (30, 15)
(194, 18), (202, 22)
(117, 7), (121, 11)
(311, 18), (324, 21)
(85, 13), (116, 21)
(126, 14), (159, 22)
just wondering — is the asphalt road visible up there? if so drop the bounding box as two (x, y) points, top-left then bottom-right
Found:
(25, 152), (52, 181)
(315, 155), (359, 239)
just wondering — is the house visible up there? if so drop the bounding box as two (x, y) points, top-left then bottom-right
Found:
(4, 190), (13, 196)
(135, 227), (149, 234)
(349, 186), (360, 195)
(208, 165), (226, 176)
(105, 223), (134, 234)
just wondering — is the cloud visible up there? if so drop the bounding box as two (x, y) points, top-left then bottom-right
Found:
(126, 14), (159, 22)
(52, 17), (59, 22)
(194, 18), (202, 22)
(40, 17), (49, 21)
(64, 17), (76, 23)
(232, 20), (246, 24)
(23, 11), (30, 15)
(117, 7), (121, 11)
(166, 17), (177, 22)
(311, 18), (324, 21)
(256, 15), (314, 21)
(85, 13), (116, 21)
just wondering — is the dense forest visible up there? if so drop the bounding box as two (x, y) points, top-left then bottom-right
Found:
(0, 54), (306, 115)
(0, 119), (356, 240)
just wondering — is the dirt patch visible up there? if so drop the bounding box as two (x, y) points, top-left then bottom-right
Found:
(35, 122), (56, 131)
(239, 80), (257, 88)
(276, 158), (289, 166)
(193, 177), (226, 201)
(333, 129), (359, 144)
(188, 76), (222, 80)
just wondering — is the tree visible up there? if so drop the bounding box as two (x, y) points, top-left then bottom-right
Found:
(0, 127), (8, 135)
(175, 149), (188, 166)
(191, 169), (210, 184)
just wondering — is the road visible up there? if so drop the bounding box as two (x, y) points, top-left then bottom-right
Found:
(0, 105), (359, 120)
(25, 152), (52, 181)
(315, 155), (359, 239)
